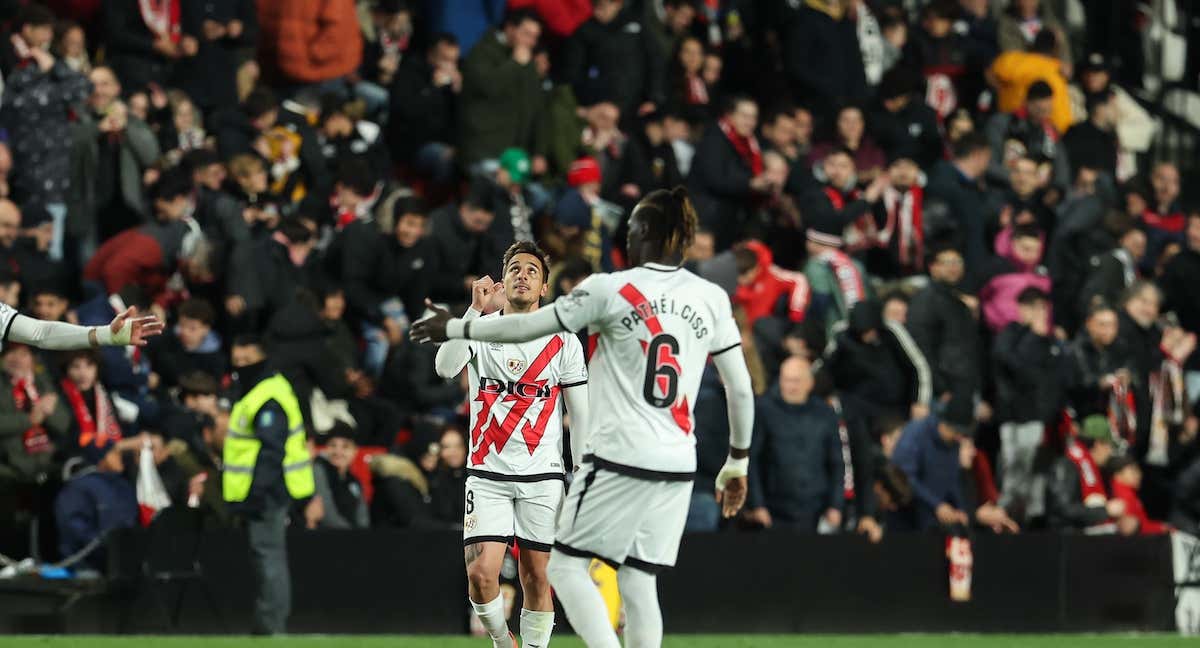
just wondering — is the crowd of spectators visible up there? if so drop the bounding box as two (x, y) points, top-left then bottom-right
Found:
(0, 0), (1199, 566)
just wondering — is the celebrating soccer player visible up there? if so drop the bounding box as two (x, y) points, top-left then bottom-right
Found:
(434, 241), (589, 648)
(415, 188), (754, 648)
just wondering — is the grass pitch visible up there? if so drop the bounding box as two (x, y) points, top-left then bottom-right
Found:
(1, 635), (1195, 647)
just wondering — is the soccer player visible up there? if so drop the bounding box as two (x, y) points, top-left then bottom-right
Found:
(415, 188), (754, 648)
(0, 303), (161, 350)
(434, 241), (589, 648)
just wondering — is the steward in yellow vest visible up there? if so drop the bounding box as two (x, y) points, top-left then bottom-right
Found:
(223, 336), (311, 635)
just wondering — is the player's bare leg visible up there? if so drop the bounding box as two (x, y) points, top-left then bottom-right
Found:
(617, 567), (662, 648)
(546, 550), (621, 648)
(517, 548), (554, 647)
(467, 542), (516, 647)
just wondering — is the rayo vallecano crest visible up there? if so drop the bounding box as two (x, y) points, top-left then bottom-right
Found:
(507, 358), (525, 374)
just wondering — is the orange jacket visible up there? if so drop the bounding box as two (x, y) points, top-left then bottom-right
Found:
(257, 0), (363, 84)
(989, 51), (1072, 135)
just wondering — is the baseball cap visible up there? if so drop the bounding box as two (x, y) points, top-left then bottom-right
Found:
(499, 148), (531, 185)
(1079, 52), (1110, 74)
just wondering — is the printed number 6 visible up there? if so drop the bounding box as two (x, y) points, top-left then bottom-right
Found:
(643, 334), (681, 407)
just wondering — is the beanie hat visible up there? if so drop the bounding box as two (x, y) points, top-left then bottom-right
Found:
(499, 148), (531, 185)
(567, 157), (602, 187)
(1079, 415), (1113, 442)
(806, 216), (844, 248)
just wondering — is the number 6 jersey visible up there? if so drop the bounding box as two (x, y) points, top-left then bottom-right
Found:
(553, 263), (742, 474)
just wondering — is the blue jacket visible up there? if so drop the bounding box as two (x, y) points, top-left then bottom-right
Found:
(54, 470), (138, 565)
(748, 388), (844, 524)
(892, 415), (964, 530)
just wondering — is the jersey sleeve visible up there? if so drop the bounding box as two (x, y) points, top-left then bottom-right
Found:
(558, 333), (588, 388)
(0, 303), (18, 342)
(708, 288), (742, 356)
(553, 273), (611, 333)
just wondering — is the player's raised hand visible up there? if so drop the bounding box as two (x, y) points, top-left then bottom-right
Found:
(110, 307), (164, 346)
(411, 299), (452, 344)
(471, 276), (507, 315)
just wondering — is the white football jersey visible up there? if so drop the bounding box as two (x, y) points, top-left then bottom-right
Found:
(0, 302), (18, 348)
(554, 262), (741, 474)
(465, 311), (587, 478)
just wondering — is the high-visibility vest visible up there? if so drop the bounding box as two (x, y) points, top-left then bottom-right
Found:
(222, 373), (314, 502)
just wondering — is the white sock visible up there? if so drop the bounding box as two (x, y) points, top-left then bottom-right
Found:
(471, 594), (510, 645)
(519, 608), (554, 647)
(546, 551), (621, 648)
(617, 567), (662, 648)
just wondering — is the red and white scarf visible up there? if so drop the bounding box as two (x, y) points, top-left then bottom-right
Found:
(1107, 380), (1137, 451)
(12, 374), (50, 455)
(718, 118), (763, 176)
(61, 378), (122, 450)
(1065, 438), (1108, 506)
(830, 399), (855, 502)
(817, 249), (867, 309)
(139, 0), (181, 44)
(824, 185), (876, 254)
(879, 185), (925, 272)
(1147, 356), (1185, 466)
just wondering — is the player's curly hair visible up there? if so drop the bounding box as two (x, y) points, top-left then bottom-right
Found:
(637, 186), (698, 259)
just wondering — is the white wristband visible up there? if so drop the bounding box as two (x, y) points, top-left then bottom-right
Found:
(715, 456), (749, 491)
(96, 321), (132, 346)
(94, 325), (113, 346)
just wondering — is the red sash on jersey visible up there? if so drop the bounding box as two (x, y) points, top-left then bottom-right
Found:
(470, 336), (565, 466)
(617, 283), (691, 434)
(1065, 439), (1108, 506)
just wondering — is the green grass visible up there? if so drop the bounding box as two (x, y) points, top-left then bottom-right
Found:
(0, 636), (1195, 648)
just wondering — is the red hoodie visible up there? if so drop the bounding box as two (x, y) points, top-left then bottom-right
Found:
(1110, 480), (1170, 535)
(733, 241), (810, 325)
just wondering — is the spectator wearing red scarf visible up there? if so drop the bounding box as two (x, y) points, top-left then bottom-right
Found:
(800, 147), (889, 260)
(687, 95), (774, 252)
(1138, 162), (1185, 272)
(0, 343), (69, 482)
(59, 350), (123, 455)
(1108, 456), (1170, 535)
(104, 0), (196, 94)
(1046, 415), (1130, 533)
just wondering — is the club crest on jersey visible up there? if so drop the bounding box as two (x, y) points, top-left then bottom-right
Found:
(507, 358), (525, 374)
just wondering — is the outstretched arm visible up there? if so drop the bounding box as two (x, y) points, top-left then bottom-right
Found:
(7, 308), (163, 350)
(413, 301), (569, 344)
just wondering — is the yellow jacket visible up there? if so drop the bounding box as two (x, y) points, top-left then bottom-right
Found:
(989, 51), (1073, 135)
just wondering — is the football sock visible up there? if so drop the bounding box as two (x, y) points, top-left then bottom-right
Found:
(519, 608), (554, 647)
(618, 566), (662, 648)
(471, 594), (510, 646)
(547, 550), (621, 648)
